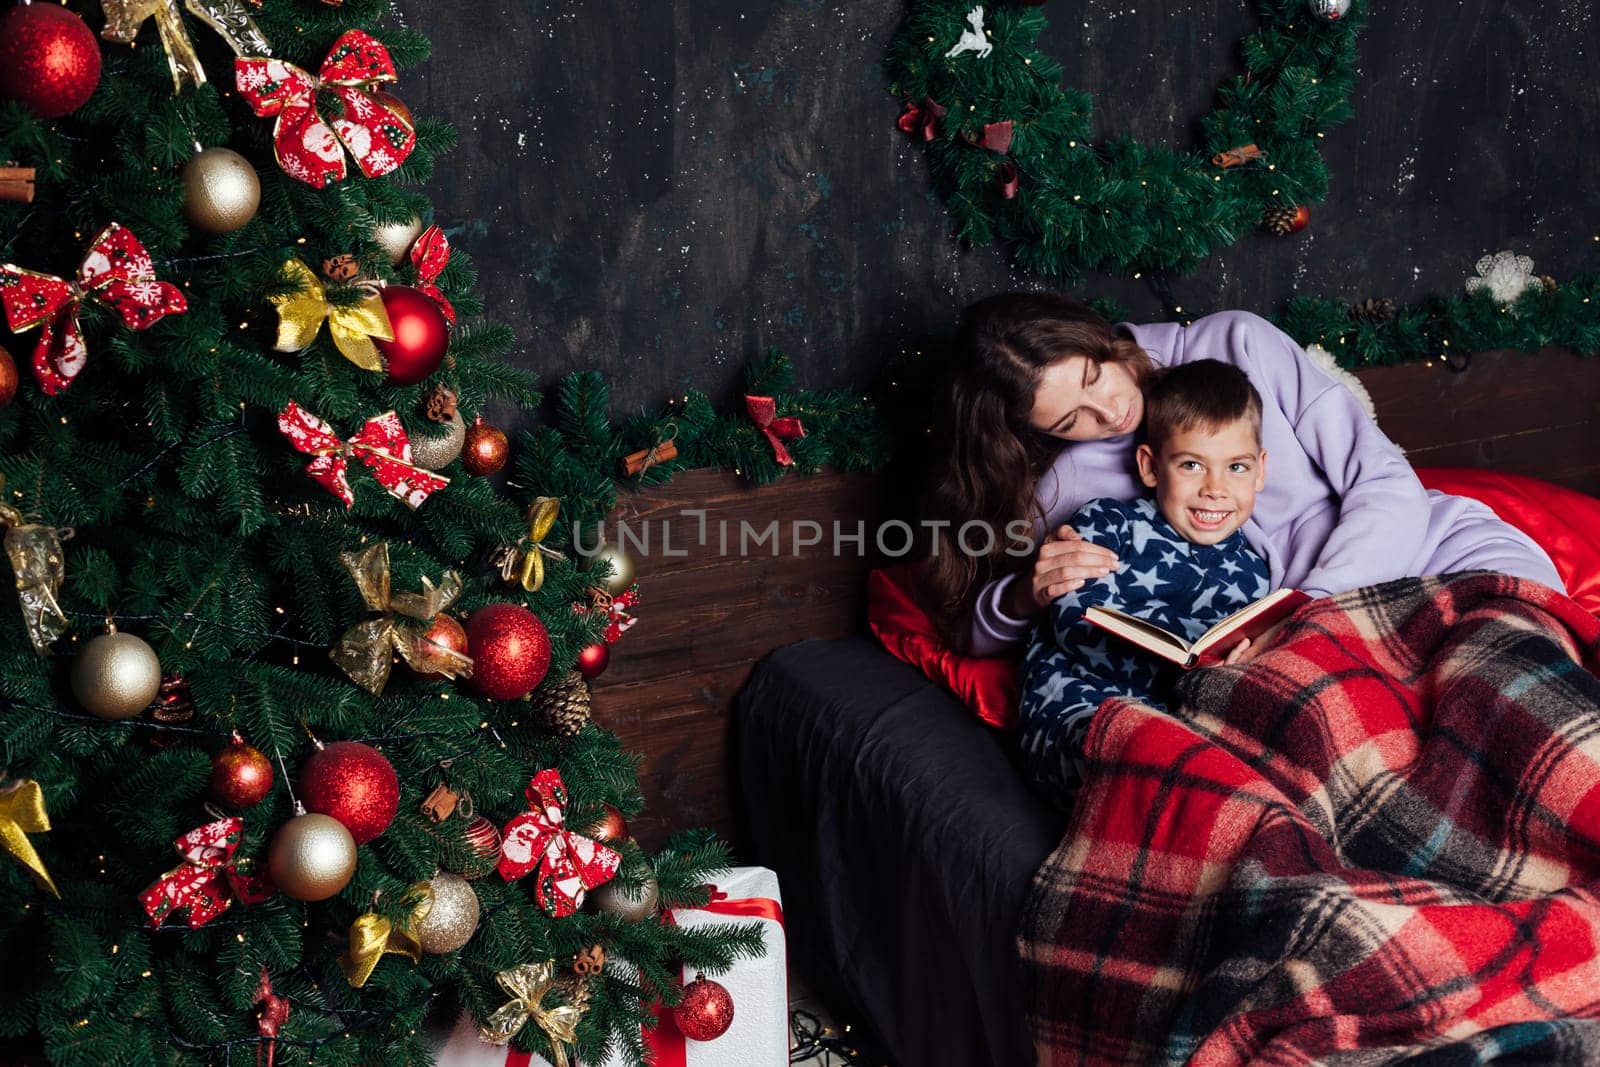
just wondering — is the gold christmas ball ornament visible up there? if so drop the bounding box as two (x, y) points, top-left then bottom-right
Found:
(268, 812), (358, 901)
(72, 629), (163, 720)
(372, 213), (425, 266)
(410, 871), (480, 953)
(410, 410), (465, 470)
(181, 147), (260, 235)
(588, 542), (635, 596)
(588, 870), (659, 922)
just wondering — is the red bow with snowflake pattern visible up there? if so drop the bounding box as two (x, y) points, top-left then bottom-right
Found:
(139, 817), (274, 928)
(497, 769), (621, 917)
(574, 583), (640, 645)
(235, 30), (416, 187)
(277, 401), (449, 509)
(0, 223), (187, 395)
(408, 224), (456, 325)
(745, 394), (806, 466)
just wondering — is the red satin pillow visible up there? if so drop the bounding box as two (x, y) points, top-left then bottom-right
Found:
(867, 564), (1020, 728)
(1415, 467), (1600, 614)
(868, 469), (1600, 729)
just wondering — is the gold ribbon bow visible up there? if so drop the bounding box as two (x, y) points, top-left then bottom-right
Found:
(338, 887), (428, 987)
(269, 259), (394, 373)
(0, 490), (70, 655)
(479, 961), (586, 1065)
(330, 543), (473, 694)
(0, 778), (59, 898)
(493, 497), (564, 592)
(101, 0), (271, 92)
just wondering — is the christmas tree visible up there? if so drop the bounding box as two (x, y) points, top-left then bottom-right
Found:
(0, 2), (761, 1064)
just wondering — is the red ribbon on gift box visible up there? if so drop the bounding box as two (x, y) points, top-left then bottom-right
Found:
(643, 883), (787, 1066)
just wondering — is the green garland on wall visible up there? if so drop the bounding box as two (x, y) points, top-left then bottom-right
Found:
(547, 276), (1600, 497)
(880, 0), (1600, 378)
(514, 349), (895, 512)
(884, 0), (1365, 279)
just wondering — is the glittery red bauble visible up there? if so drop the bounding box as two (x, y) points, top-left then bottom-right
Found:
(375, 285), (449, 386)
(575, 641), (610, 680)
(210, 737), (274, 809)
(1287, 205), (1311, 233)
(0, 4), (102, 119)
(412, 613), (468, 682)
(0, 345), (16, 409)
(300, 741), (400, 844)
(461, 417), (509, 476)
(464, 603), (550, 700)
(675, 974), (734, 1041)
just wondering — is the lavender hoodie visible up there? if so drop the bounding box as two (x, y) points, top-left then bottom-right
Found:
(964, 310), (1565, 656)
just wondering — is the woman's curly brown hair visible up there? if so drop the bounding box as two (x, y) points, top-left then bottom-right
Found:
(918, 292), (1152, 648)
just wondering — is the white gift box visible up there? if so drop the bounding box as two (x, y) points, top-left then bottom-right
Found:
(434, 866), (788, 1067)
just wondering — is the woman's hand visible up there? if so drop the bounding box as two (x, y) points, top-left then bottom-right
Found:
(1002, 525), (1120, 617)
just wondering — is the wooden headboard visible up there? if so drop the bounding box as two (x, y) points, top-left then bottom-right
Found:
(595, 346), (1600, 851)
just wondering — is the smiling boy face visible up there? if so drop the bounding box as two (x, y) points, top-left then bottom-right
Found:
(1135, 418), (1266, 545)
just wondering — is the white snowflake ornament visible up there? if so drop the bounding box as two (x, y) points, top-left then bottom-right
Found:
(1464, 251), (1540, 306)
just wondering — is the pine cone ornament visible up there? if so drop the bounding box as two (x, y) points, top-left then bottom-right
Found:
(1350, 297), (1395, 323)
(535, 670), (591, 737)
(1262, 203), (1310, 236)
(1538, 274), (1558, 293)
(424, 385), (459, 422)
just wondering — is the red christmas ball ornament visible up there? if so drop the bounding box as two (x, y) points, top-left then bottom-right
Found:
(412, 613), (469, 682)
(674, 973), (735, 1041)
(0, 4), (102, 118)
(210, 733), (274, 809)
(578, 804), (629, 844)
(300, 740), (400, 844)
(461, 416), (509, 476)
(447, 814), (503, 879)
(464, 603), (551, 700)
(375, 285), (450, 386)
(0, 345), (16, 409)
(575, 640), (610, 680)
(370, 88), (414, 128)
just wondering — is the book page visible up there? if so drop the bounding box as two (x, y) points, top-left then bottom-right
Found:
(1086, 607), (1192, 655)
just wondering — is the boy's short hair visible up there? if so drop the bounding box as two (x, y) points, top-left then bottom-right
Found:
(1143, 359), (1262, 453)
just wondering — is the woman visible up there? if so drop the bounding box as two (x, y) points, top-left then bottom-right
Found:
(920, 292), (1565, 656)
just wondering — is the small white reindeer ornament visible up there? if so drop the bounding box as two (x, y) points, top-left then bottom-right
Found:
(945, 6), (992, 59)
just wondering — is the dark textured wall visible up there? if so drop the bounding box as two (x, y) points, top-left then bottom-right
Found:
(395, 0), (1600, 416)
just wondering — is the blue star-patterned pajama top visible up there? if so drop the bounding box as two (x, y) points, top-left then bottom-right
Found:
(1018, 495), (1270, 807)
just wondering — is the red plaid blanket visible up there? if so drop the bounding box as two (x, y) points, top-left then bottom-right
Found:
(1020, 573), (1600, 1065)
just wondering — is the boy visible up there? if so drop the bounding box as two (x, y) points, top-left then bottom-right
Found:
(1018, 359), (1273, 806)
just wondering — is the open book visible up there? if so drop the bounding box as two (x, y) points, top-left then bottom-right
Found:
(1084, 588), (1312, 669)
